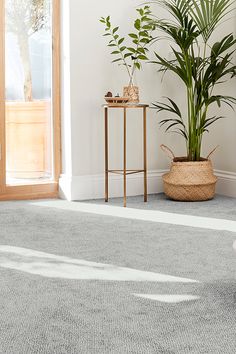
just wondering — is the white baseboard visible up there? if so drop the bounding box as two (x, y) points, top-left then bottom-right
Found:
(59, 169), (236, 201)
(215, 170), (236, 198)
(59, 170), (166, 201)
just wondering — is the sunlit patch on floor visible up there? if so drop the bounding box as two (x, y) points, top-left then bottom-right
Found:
(0, 246), (198, 283)
(32, 200), (236, 233)
(133, 294), (200, 303)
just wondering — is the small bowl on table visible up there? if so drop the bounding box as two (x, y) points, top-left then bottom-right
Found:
(105, 97), (129, 105)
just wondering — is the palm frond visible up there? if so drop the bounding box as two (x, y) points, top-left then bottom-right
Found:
(189, 0), (234, 42)
(152, 97), (188, 139)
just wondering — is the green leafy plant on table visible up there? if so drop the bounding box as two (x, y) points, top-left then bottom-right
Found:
(100, 6), (154, 101)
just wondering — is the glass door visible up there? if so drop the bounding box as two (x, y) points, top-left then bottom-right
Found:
(0, 0), (60, 200)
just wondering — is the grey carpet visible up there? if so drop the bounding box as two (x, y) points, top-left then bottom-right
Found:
(0, 194), (236, 353)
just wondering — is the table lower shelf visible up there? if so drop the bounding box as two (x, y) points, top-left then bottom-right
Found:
(108, 169), (145, 176)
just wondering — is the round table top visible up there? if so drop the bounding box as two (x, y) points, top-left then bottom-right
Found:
(103, 103), (149, 108)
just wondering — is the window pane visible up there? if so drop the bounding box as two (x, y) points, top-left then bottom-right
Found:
(5, 0), (53, 183)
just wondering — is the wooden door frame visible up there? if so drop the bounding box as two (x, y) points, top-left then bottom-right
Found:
(0, 0), (61, 201)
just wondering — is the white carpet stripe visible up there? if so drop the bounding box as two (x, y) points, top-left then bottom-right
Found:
(33, 200), (236, 233)
(133, 294), (200, 303)
(0, 246), (198, 283)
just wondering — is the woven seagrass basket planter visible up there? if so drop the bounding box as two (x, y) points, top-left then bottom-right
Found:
(163, 157), (217, 201)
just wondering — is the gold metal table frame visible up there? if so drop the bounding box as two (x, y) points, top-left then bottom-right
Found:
(104, 104), (149, 207)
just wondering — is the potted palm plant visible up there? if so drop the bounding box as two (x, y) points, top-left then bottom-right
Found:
(149, 0), (236, 201)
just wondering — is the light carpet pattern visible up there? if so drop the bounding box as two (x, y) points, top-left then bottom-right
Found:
(0, 194), (236, 353)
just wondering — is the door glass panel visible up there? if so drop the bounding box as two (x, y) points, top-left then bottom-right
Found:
(5, 0), (53, 184)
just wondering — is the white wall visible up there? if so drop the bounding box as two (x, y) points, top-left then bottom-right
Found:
(60, 0), (236, 201)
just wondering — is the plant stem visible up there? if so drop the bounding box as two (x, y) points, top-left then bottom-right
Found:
(110, 29), (132, 82)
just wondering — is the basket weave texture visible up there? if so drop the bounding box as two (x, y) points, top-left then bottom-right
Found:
(163, 157), (217, 201)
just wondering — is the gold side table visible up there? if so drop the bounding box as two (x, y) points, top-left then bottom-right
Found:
(103, 103), (149, 207)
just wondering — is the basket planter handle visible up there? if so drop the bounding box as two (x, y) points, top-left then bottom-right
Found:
(207, 146), (219, 160)
(160, 144), (175, 161)
(161, 144), (218, 161)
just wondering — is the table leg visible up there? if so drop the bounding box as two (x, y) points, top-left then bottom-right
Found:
(105, 107), (108, 202)
(124, 108), (127, 207)
(143, 107), (147, 202)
